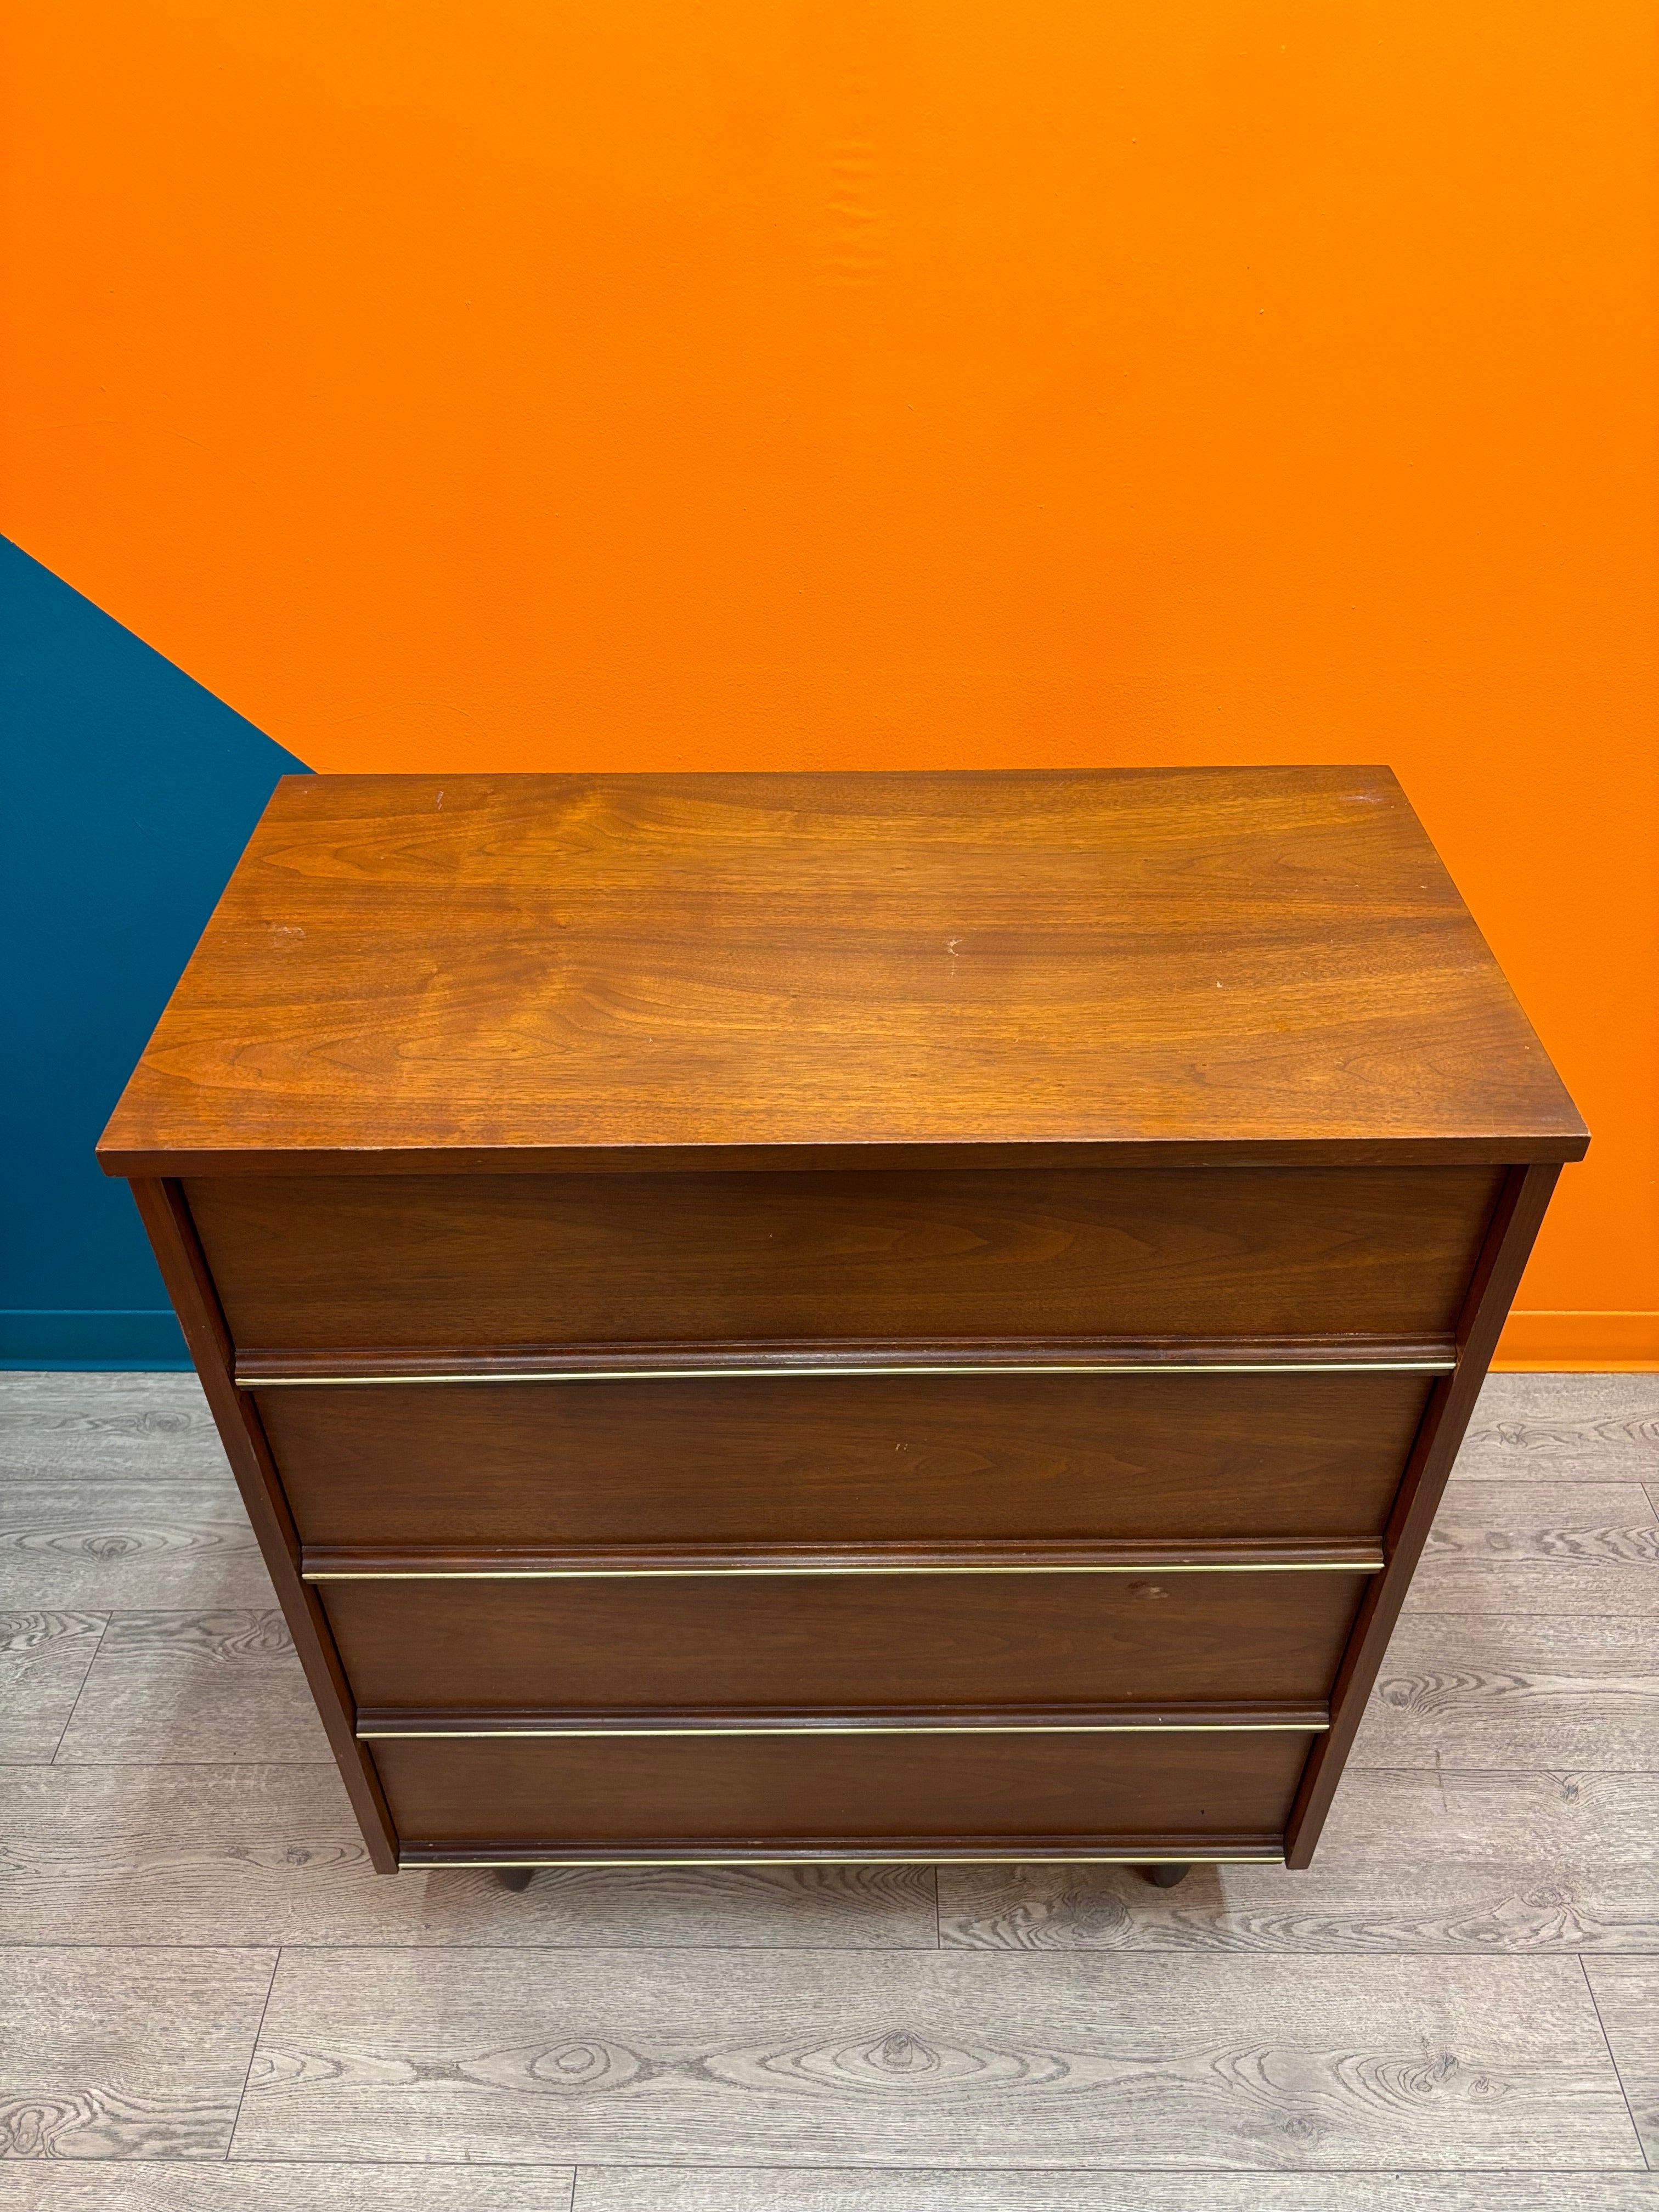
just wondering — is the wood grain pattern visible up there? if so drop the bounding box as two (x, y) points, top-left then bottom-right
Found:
(0, 1765), (936, 1950)
(1454, 1376), (1659, 1481)
(376, 1729), (1313, 1851)
(0, 1483), (270, 1608)
(95, 769), (1588, 1170)
(0, 1372), (229, 1484)
(52, 1610), (332, 1765)
(95, 772), (1586, 1877)
(0, 2170), (574, 2210)
(0, 1945), (275, 2160)
(1350, 1614), (1659, 1770)
(4, 1375), (1654, 2196)
(191, 1164), (1504, 1348)
(263, 1369), (1432, 1551)
(572, 2176), (1659, 2210)
(229, 1948), (1637, 2168)
(1408, 1481), (1659, 1613)
(320, 1569), (1371, 1716)
(0, 1609), (106, 1764)
(127, 1178), (398, 1868)
(1583, 1960), (1659, 2166)
(936, 1769), (1659, 1953)
(1284, 1163), (1558, 1866)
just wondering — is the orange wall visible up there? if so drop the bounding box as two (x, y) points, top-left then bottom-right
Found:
(2, 1), (1654, 1362)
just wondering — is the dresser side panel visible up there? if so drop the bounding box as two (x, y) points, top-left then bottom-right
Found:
(125, 1176), (400, 1871)
(1283, 1161), (1564, 1866)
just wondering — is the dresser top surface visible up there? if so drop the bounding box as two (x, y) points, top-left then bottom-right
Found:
(99, 766), (1586, 1173)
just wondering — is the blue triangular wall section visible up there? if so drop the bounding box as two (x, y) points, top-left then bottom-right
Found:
(1, 537), (310, 1365)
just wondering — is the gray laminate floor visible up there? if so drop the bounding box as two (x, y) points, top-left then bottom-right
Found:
(1, 1371), (1656, 2209)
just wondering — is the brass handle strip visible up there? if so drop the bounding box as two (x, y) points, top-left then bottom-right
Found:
(357, 1702), (1328, 1739)
(406, 1853), (1289, 1866)
(308, 1558), (1383, 1581)
(400, 1848), (1288, 1867)
(237, 1333), (1457, 1387)
(365, 1720), (1329, 1739)
(246, 1359), (1454, 1387)
(303, 1541), (1384, 1580)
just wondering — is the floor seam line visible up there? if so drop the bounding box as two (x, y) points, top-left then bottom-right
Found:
(45, 1610), (111, 1764)
(1579, 1951), (1651, 2170)
(224, 1943), (283, 2163)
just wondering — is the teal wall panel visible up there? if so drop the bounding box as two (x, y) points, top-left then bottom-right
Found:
(1, 537), (309, 1367)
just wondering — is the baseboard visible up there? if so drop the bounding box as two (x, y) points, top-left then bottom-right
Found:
(0, 1308), (190, 1367)
(1493, 1311), (1659, 1372)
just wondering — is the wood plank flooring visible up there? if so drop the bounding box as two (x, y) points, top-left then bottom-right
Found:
(230, 1947), (1638, 2169)
(0, 1612), (105, 1764)
(0, 1945), (276, 2158)
(1587, 1959), (1659, 2164)
(0, 1485), (273, 1609)
(0, 1370), (1654, 2206)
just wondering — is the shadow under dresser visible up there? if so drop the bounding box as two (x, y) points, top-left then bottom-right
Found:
(98, 765), (1587, 1874)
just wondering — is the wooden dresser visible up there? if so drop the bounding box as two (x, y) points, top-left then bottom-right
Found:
(99, 767), (1586, 1879)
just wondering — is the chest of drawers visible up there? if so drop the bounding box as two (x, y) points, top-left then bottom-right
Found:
(99, 766), (1585, 1875)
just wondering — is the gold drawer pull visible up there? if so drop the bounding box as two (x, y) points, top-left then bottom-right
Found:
(356, 1701), (1331, 1740)
(302, 1540), (1386, 1580)
(238, 1333), (1458, 1388)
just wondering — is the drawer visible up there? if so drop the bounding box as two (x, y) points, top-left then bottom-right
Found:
(323, 1568), (1371, 1716)
(189, 1163), (1502, 1350)
(377, 1729), (1316, 1854)
(264, 1369), (1431, 1549)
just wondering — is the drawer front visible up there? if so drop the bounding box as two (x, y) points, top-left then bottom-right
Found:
(265, 1370), (1431, 1549)
(377, 1730), (1315, 1852)
(323, 1568), (1370, 1715)
(190, 1164), (1502, 1349)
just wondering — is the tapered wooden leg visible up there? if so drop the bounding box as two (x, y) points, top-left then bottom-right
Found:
(1145, 1863), (1191, 1888)
(494, 1867), (536, 1892)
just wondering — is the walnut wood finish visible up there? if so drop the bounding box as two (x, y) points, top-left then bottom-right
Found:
(261, 1369), (1434, 1550)
(1284, 1161), (1563, 1866)
(96, 768), (1587, 1173)
(190, 1165), (1503, 1350)
(375, 1728), (1318, 1855)
(317, 1569), (1373, 1714)
(99, 768), (1587, 1871)
(124, 1181), (397, 1872)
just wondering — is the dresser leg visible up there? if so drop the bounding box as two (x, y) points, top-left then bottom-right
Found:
(1144, 1863), (1192, 1889)
(494, 1867), (536, 1892)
